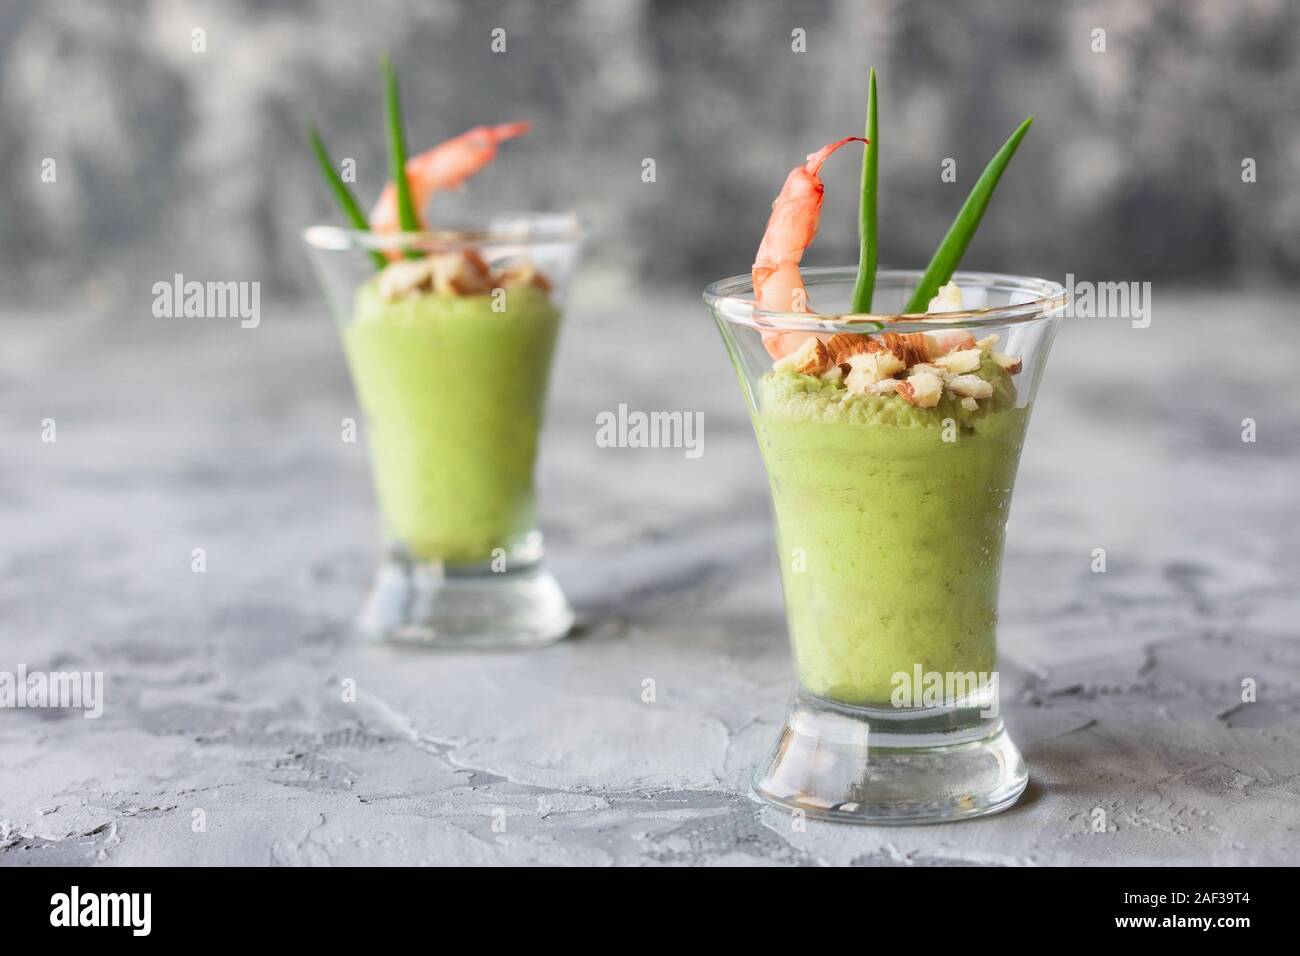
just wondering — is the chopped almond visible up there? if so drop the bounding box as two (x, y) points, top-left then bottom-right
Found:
(868, 378), (900, 395)
(961, 396), (979, 411)
(882, 331), (931, 367)
(825, 332), (878, 366)
(377, 259), (437, 302)
(430, 252), (494, 295)
(378, 251), (523, 301)
(975, 334), (999, 354)
(773, 336), (830, 376)
(493, 260), (534, 283)
(926, 281), (965, 313)
(947, 374), (994, 399)
(844, 350), (906, 394)
(896, 370), (943, 408)
(799, 341), (831, 375)
(992, 352), (1023, 374)
(493, 256), (552, 291)
(934, 347), (983, 374)
(463, 249), (492, 280)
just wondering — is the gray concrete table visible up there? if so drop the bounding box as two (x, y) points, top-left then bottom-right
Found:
(2, 284), (1297, 865)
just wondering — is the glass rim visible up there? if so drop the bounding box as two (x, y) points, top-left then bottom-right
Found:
(302, 210), (583, 253)
(703, 267), (1068, 334)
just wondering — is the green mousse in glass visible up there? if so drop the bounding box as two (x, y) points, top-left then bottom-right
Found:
(753, 347), (1027, 705)
(343, 265), (560, 564)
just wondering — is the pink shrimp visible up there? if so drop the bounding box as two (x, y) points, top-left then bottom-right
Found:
(369, 122), (531, 233)
(752, 136), (866, 359)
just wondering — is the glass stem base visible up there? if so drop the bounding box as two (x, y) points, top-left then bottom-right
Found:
(751, 691), (1027, 825)
(357, 548), (573, 649)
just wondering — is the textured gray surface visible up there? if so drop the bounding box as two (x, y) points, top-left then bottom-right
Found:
(2, 282), (1298, 866)
(2, 0), (1299, 305)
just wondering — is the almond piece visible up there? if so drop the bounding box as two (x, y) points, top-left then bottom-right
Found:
(934, 347), (983, 374)
(881, 331), (931, 367)
(493, 260), (535, 285)
(992, 352), (1023, 375)
(926, 281), (964, 313)
(430, 252), (494, 295)
(798, 341), (831, 375)
(961, 396), (979, 412)
(896, 370), (943, 408)
(868, 378), (900, 395)
(825, 332), (879, 366)
(844, 350), (906, 394)
(773, 336), (830, 376)
(463, 249), (492, 280)
(377, 259), (437, 302)
(975, 334), (999, 354)
(493, 256), (553, 292)
(947, 374), (994, 399)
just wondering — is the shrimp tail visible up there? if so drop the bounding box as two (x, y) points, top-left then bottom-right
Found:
(752, 136), (866, 358)
(370, 121), (532, 233)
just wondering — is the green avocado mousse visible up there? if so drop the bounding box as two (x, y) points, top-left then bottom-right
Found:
(755, 301), (1028, 706)
(303, 56), (581, 648)
(706, 68), (1063, 822)
(346, 257), (561, 564)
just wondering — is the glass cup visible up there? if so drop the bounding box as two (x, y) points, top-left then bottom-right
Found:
(304, 213), (582, 648)
(705, 268), (1066, 823)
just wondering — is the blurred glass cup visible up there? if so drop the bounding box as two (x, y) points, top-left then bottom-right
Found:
(304, 213), (582, 648)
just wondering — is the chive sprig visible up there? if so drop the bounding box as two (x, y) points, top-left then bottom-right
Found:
(308, 56), (426, 270)
(849, 68), (879, 314)
(848, 72), (1032, 315)
(381, 55), (422, 243)
(901, 116), (1034, 313)
(307, 124), (387, 270)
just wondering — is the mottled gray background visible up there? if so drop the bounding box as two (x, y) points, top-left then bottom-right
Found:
(1, 0), (1298, 308)
(4, 0), (1300, 868)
